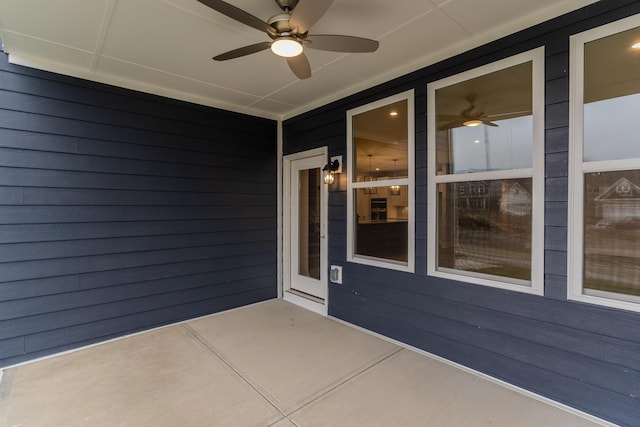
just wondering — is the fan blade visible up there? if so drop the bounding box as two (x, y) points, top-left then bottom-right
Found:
(437, 115), (463, 121)
(438, 120), (465, 131)
(305, 34), (379, 53)
(213, 42), (272, 61)
(483, 120), (499, 127)
(197, 0), (273, 34)
(287, 53), (311, 79)
(289, 0), (334, 34)
(461, 103), (487, 119)
(486, 110), (531, 120)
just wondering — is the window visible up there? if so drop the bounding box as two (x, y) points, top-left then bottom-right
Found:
(427, 48), (545, 294)
(347, 91), (415, 271)
(569, 15), (640, 312)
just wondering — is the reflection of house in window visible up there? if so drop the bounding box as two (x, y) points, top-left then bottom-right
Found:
(456, 182), (487, 210)
(616, 180), (632, 196)
(499, 182), (531, 216)
(594, 177), (640, 226)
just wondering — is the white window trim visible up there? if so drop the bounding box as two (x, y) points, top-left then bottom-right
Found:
(427, 47), (545, 295)
(346, 90), (415, 272)
(568, 14), (640, 313)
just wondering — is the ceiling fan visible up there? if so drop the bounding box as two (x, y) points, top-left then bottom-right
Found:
(437, 95), (531, 131)
(197, 0), (379, 79)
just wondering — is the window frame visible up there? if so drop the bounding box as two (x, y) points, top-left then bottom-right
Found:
(346, 90), (415, 272)
(427, 48), (545, 295)
(568, 14), (640, 312)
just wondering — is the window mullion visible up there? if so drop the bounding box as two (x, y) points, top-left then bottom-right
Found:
(352, 178), (410, 188)
(582, 158), (640, 173)
(434, 168), (533, 183)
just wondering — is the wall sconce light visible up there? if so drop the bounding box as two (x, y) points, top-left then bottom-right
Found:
(322, 156), (341, 185)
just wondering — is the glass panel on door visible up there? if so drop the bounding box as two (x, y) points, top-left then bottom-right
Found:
(298, 168), (321, 280)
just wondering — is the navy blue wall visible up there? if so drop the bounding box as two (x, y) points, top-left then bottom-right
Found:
(284, 1), (640, 425)
(0, 49), (278, 367)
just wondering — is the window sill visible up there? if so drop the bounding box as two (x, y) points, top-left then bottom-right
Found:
(349, 254), (414, 273)
(568, 289), (640, 313)
(429, 268), (544, 296)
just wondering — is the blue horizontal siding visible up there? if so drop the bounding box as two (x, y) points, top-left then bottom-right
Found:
(283, 1), (640, 425)
(0, 47), (278, 366)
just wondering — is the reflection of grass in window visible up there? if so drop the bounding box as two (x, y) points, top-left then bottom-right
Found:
(471, 266), (531, 281)
(585, 279), (640, 297)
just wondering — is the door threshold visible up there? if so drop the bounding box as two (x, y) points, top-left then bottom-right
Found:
(288, 289), (324, 304)
(283, 290), (327, 316)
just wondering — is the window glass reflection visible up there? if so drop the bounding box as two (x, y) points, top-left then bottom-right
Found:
(440, 116), (533, 173)
(579, 23), (640, 303)
(584, 94), (640, 162)
(435, 62), (533, 174)
(583, 26), (640, 161)
(437, 179), (532, 282)
(584, 170), (640, 297)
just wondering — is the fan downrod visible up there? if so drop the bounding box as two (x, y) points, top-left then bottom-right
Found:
(275, 0), (298, 12)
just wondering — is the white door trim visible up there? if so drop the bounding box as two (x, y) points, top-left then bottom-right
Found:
(277, 121), (284, 301)
(283, 147), (329, 316)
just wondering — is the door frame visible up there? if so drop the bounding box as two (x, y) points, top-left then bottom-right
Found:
(282, 147), (329, 316)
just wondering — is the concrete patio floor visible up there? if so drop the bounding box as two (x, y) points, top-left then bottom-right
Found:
(0, 299), (610, 426)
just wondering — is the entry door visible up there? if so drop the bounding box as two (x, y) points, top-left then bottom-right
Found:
(284, 149), (328, 303)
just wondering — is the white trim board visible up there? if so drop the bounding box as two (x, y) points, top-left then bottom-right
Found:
(277, 120), (284, 300)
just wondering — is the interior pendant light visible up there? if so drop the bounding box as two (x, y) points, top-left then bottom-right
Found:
(364, 154), (377, 195)
(271, 37), (303, 57)
(390, 159), (400, 196)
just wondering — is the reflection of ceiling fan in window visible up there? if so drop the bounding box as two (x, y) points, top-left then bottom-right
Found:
(437, 95), (530, 131)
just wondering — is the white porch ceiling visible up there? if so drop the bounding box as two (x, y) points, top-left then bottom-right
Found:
(0, 0), (598, 120)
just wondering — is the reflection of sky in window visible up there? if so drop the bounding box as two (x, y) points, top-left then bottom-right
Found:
(450, 116), (533, 173)
(584, 93), (640, 162)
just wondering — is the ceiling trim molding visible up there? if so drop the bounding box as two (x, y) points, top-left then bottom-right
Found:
(89, 0), (119, 72)
(6, 51), (283, 121)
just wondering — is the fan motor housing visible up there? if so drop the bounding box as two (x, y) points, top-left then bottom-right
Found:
(267, 13), (292, 34)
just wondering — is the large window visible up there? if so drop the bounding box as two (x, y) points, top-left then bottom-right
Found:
(427, 49), (545, 294)
(347, 91), (415, 272)
(569, 15), (640, 312)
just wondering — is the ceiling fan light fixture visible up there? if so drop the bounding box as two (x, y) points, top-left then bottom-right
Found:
(632, 42), (640, 50)
(271, 37), (303, 57)
(463, 119), (483, 127)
